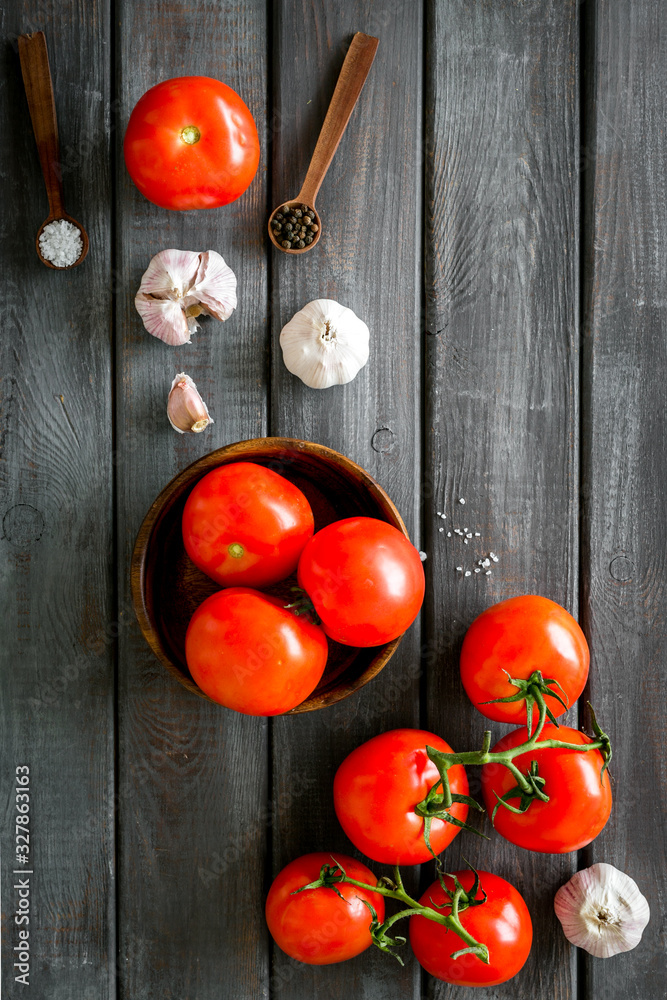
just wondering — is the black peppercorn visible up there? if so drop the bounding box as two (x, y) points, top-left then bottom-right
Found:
(300, 204), (309, 212)
(275, 212), (284, 221)
(305, 235), (313, 244)
(285, 222), (293, 232)
(281, 240), (291, 248)
(309, 223), (319, 233)
(294, 209), (302, 219)
(296, 240), (305, 248)
(281, 205), (290, 215)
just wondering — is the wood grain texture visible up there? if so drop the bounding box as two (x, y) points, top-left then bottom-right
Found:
(423, 2), (580, 997)
(296, 31), (379, 208)
(581, 2), (667, 997)
(0, 2), (114, 998)
(114, 2), (269, 998)
(269, 1), (424, 996)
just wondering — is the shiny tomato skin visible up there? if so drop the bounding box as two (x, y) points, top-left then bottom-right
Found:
(185, 588), (327, 715)
(296, 517), (425, 647)
(409, 870), (532, 986)
(266, 853), (384, 965)
(182, 462), (314, 589)
(460, 595), (589, 724)
(124, 76), (260, 210)
(481, 724), (612, 853)
(333, 729), (470, 864)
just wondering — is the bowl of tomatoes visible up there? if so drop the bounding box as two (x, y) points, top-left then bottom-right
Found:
(131, 437), (424, 714)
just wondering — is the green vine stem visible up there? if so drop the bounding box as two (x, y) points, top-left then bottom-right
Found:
(293, 860), (490, 965)
(283, 586), (320, 624)
(419, 702), (612, 829)
(480, 669), (569, 736)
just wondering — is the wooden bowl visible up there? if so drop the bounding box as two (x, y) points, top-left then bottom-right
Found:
(131, 437), (411, 713)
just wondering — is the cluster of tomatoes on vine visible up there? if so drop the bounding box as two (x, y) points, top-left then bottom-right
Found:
(265, 595), (612, 987)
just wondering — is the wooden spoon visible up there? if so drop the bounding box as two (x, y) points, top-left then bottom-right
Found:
(18, 31), (89, 269)
(268, 31), (379, 255)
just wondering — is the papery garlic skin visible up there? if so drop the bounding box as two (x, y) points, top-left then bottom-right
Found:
(136, 249), (237, 346)
(167, 373), (213, 433)
(280, 298), (369, 389)
(554, 863), (650, 958)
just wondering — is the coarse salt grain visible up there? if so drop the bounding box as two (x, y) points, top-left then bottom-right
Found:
(39, 219), (83, 267)
(419, 550), (428, 561)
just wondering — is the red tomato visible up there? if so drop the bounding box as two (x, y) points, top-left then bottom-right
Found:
(409, 870), (532, 986)
(333, 729), (470, 864)
(460, 595), (589, 725)
(185, 588), (327, 715)
(182, 462), (314, 589)
(297, 517), (425, 646)
(481, 724), (612, 853)
(266, 853), (384, 965)
(124, 76), (260, 210)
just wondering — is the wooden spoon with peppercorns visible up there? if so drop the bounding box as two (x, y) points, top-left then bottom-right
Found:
(18, 31), (89, 269)
(268, 31), (379, 255)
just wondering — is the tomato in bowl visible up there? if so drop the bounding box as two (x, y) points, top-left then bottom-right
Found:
(131, 438), (418, 713)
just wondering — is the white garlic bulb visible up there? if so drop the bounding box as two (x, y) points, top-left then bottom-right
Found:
(554, 863), (650, 958)
(135, 249), (237, 346)
(167, 373), (213, 433)
(280, 298), (369, 389)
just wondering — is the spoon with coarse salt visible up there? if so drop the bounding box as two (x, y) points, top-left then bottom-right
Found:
(18, 31), (89, 269)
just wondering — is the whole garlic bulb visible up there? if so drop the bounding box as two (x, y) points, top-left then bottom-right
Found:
(554, 863), (650, 958)
(135, 249), (237, 346)
(280, 299), (369, 389)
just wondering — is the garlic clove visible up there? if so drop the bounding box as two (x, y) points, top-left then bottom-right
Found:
(554, 863), (650, 958)
(136, 297), (192, 346)
(185, 250), (237, 322)
(280, 298), (370, 389)
(135, 248), (237, 345)
(167, 373), (213, 433)
(137, 248), (201, 298)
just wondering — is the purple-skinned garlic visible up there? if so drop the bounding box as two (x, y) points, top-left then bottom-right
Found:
(554, 863), (650, 958)
(135, 249), (237, 346)
(167, 373), (213, 433)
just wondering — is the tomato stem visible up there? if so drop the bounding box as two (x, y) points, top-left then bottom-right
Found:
(480, 668), (569, 736)
(418, 702), (612, 839)
(293, 860), (490, 966)
(283, 587), (321, 625)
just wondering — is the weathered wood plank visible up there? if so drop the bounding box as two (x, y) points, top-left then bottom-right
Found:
(115, 2), (269, 997)
(424, 2), (579, 997)
(269, 1), (424, 996)
(0, 2), (114, 998)
(581, 2), (667, 997)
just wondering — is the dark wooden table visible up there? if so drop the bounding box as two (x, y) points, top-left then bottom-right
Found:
(2, 2), (665, 998)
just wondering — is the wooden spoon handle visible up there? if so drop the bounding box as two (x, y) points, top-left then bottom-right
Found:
(296, 32), (379, 207)
(18, 31), (64, 219)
